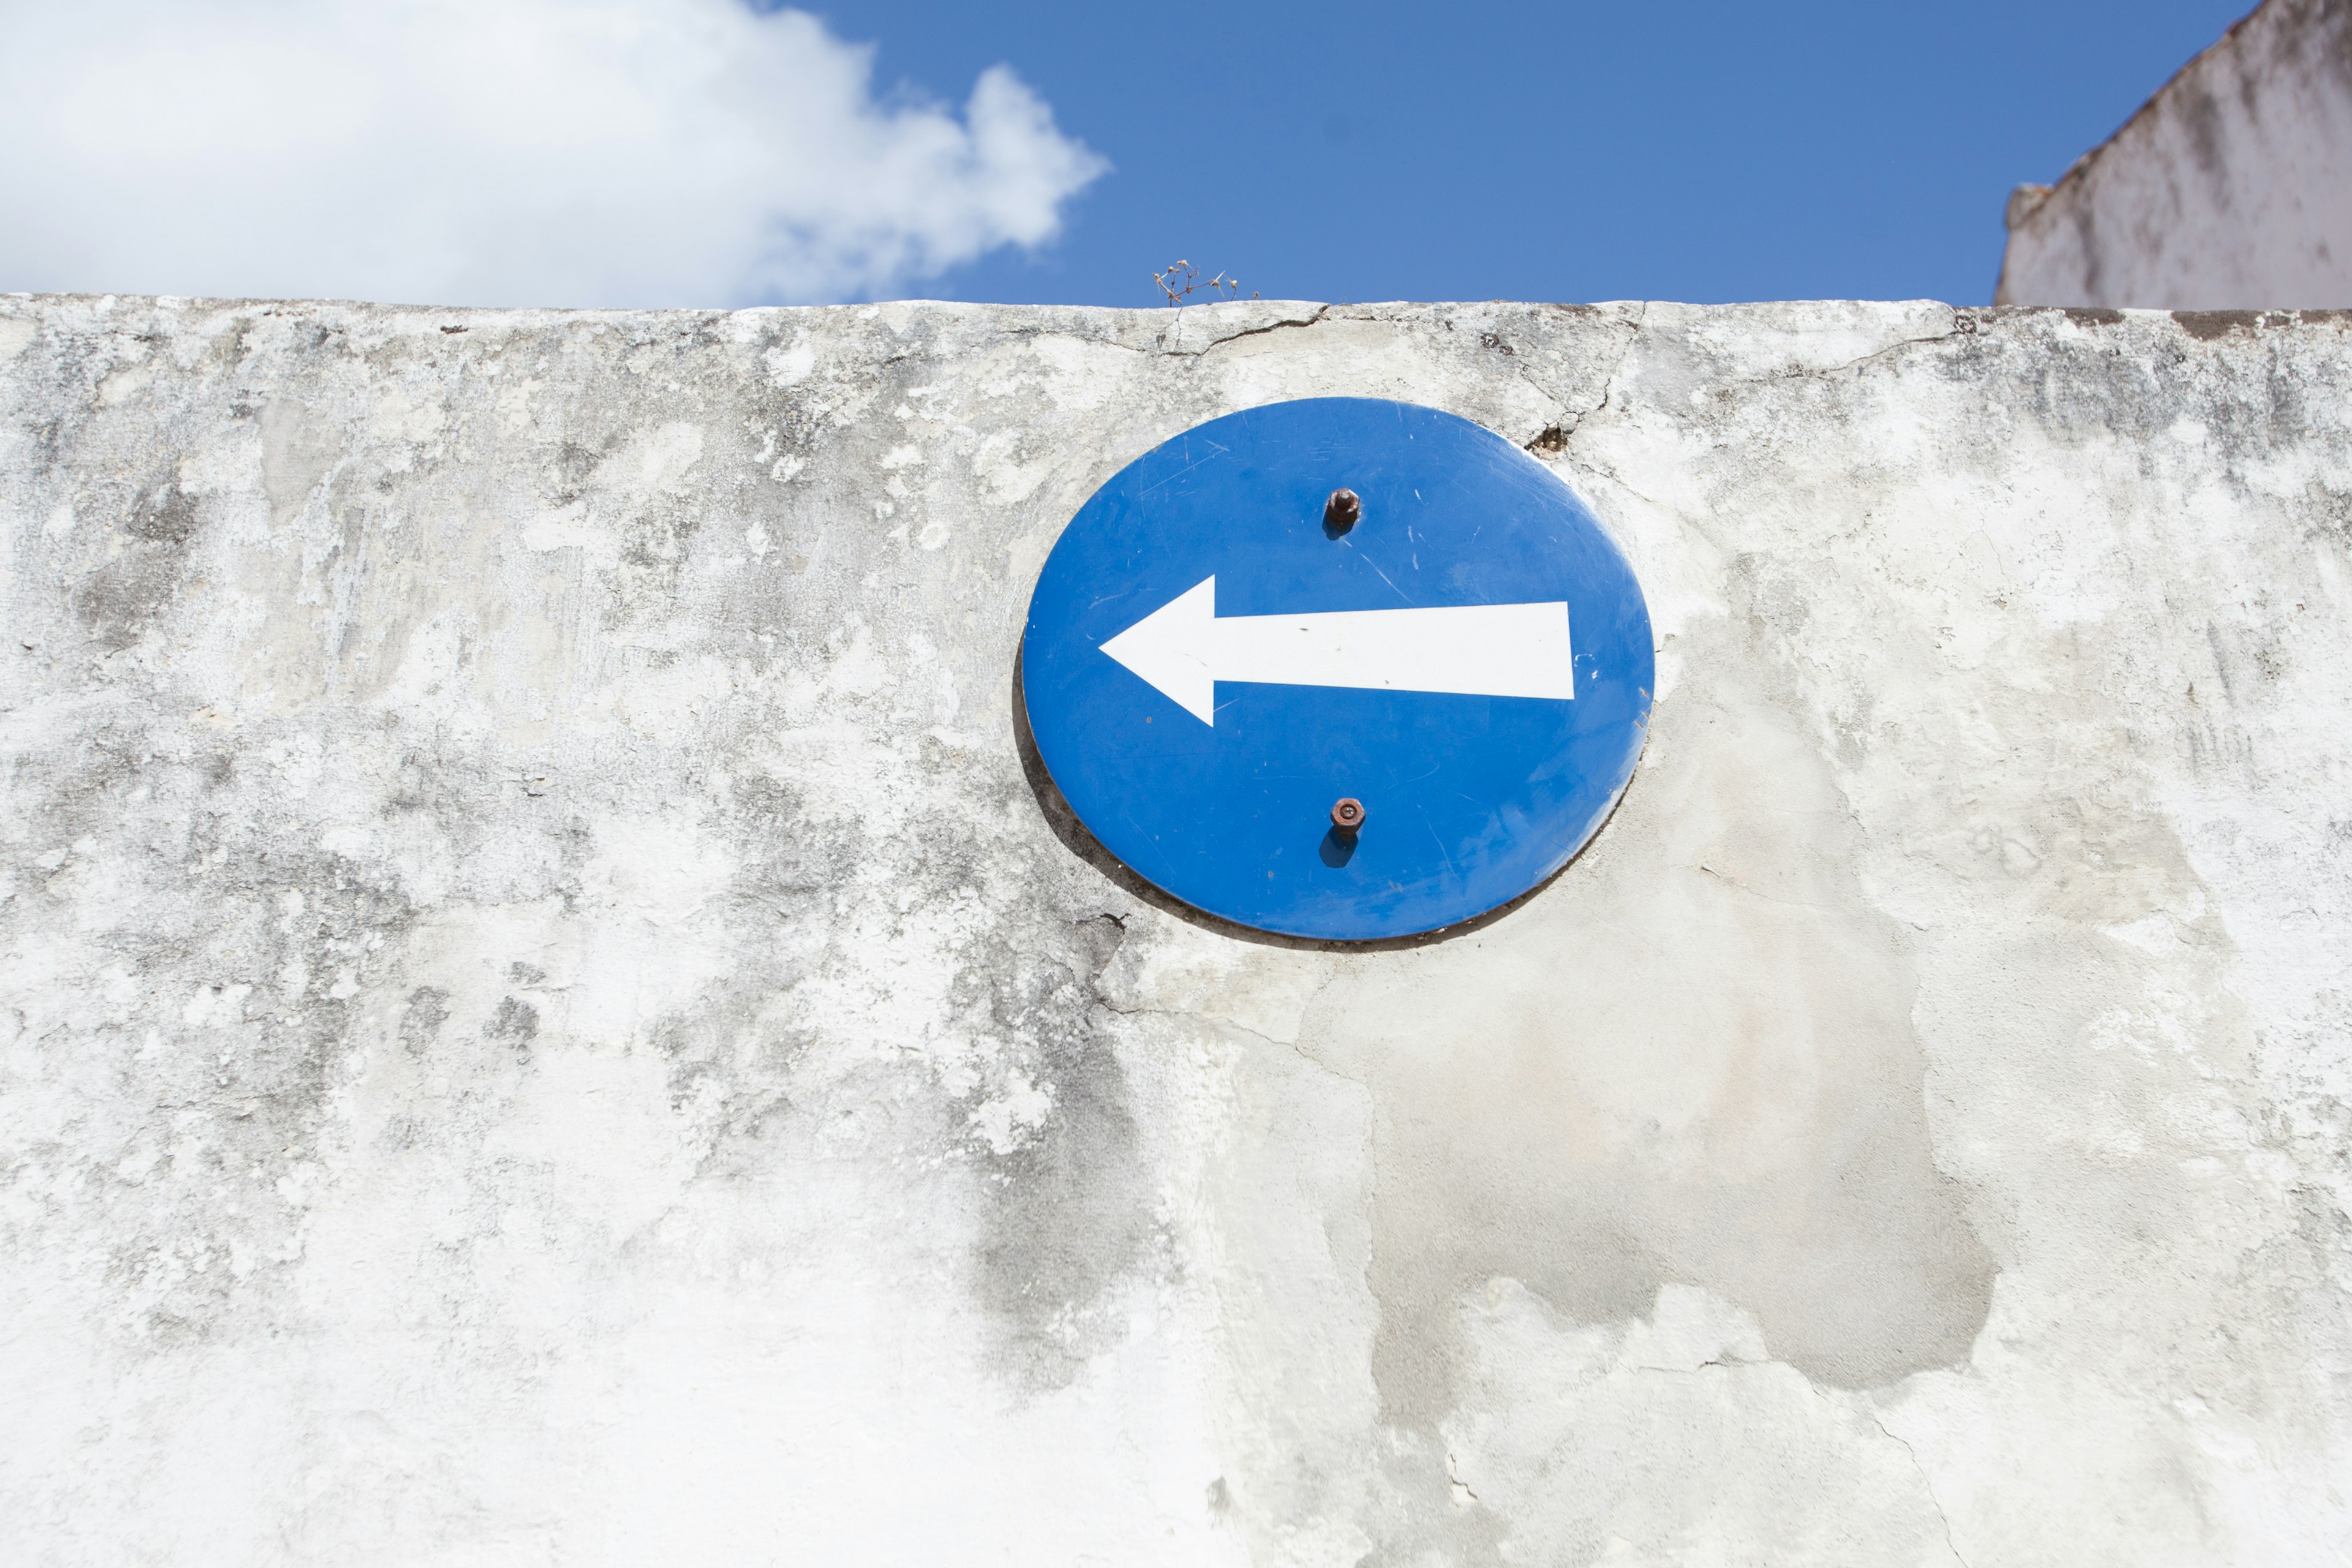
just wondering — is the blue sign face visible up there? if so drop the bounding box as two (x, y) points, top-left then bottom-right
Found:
(1021, 398), (1653, 941)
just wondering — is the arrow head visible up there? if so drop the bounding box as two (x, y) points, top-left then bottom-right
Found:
(1101, 576), (1219, 725)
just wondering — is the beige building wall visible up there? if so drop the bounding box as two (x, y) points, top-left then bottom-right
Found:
(1997, 0), (2352, 308)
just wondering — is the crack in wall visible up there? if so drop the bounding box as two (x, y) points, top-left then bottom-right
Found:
(1869, 1412), (1971, 1568)
(1158, 303), (1330, 356)
(1526, 302), (1648, 456)
(1777, 307), (1967, 382)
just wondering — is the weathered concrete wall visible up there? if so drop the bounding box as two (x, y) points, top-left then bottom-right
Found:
(2, 292), (2350, 1564)
(1997, 0), (2352, 309)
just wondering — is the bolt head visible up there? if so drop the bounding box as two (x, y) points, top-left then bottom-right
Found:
(1330, 797), (1366, 832)
(1325, 489), (1361, 532)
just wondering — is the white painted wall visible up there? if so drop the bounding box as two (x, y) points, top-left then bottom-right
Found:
(1997, 0), (2352, 308)
(3, 293), (2351, 1564)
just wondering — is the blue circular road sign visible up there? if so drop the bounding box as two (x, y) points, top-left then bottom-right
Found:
(1022, 398), (1653, 941)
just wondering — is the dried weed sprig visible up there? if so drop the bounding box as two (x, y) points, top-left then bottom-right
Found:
(1153, 260), (1259, 304)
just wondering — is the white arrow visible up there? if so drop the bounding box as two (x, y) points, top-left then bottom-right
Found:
(1098, 576), (1574, 725)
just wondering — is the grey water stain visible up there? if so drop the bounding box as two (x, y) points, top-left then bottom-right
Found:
(1297, 609), (1999, 1438)
(74, 477), (204, 646)
(399, 987), (451, 1056)
(260, 399), (340, 529)
(967, 911), (1153, 1392)
(483, 996), (539, 1058)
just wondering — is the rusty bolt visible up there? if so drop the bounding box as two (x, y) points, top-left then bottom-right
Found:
(1324, 488), (1361, 532)
(1330, 797), (1366, 834)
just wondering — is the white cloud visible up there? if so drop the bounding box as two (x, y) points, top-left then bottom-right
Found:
(0, 0), (1107, 306)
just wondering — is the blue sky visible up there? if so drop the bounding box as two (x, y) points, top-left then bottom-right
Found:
(1, 1), (2255, 309)
(819, 0), (2252, 307)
